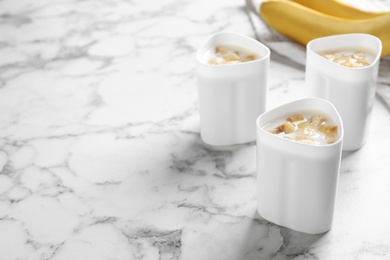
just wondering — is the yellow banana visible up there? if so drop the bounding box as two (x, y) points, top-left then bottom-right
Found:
(290, 0), (389, 19)
(260, 0), (390, 57)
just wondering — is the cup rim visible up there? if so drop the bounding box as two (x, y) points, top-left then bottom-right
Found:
(256, 97), (344, 148)
(196, 31), (271, 67)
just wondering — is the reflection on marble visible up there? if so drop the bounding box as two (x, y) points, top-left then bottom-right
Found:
(0, 0), (390, 259)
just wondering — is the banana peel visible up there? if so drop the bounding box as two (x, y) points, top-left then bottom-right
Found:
(260, 0), (390, 57)
(290, 0), (389, 19)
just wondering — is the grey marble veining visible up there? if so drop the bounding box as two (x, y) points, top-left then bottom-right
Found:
(1, 0), (390, 259)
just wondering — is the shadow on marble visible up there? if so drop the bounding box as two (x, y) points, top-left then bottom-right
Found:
(248, 211), (327, 259)
(201, 140), (256, 152)
(377, 86), (390, 113)
(341, 150), (357, 161)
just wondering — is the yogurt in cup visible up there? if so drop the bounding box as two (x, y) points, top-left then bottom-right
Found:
(306, 33), (381, 151)
(196, 32), (270, 146)
(256, 98), (343, 234)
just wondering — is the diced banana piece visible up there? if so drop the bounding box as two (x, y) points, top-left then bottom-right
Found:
(333, 57), (346, 64)
(268, 128), (281, 134)
(297, 139), (317, 145)
(226, 60), (240, 64)
(207, 46), (259, 65)
(353, 52), (365, 60)
(266, 113), (338, 146)
(321, 50), (371, 68)
(208, 59), (217, 65)
(287, 114), (304, 122)
(278, 121), (295, 134)
(321, 53), (335, 61)
(208, 57), (226, 65)
(341, 61), (353, 67)
(241, 54), (256, 62)
(215, 47), (229, 55)
(319, 125), (338, 138)
(223, 52), (240, 62)
(310, 115), (326, 126)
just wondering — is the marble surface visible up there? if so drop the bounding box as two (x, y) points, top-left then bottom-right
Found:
(0, 0), (390, 259)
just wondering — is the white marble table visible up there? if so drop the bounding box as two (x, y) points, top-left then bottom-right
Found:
(1, 0), (390, 259)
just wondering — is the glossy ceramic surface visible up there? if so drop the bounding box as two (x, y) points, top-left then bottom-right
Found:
(306, 33), (382, 151)
(256, 98), (344, 234)
(197, 32), (270, 146)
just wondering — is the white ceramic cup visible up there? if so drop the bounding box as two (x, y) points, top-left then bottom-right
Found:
(306, 33), (382, 151)
(196, 32), (270, 146)
(256, 98), (344, 234)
